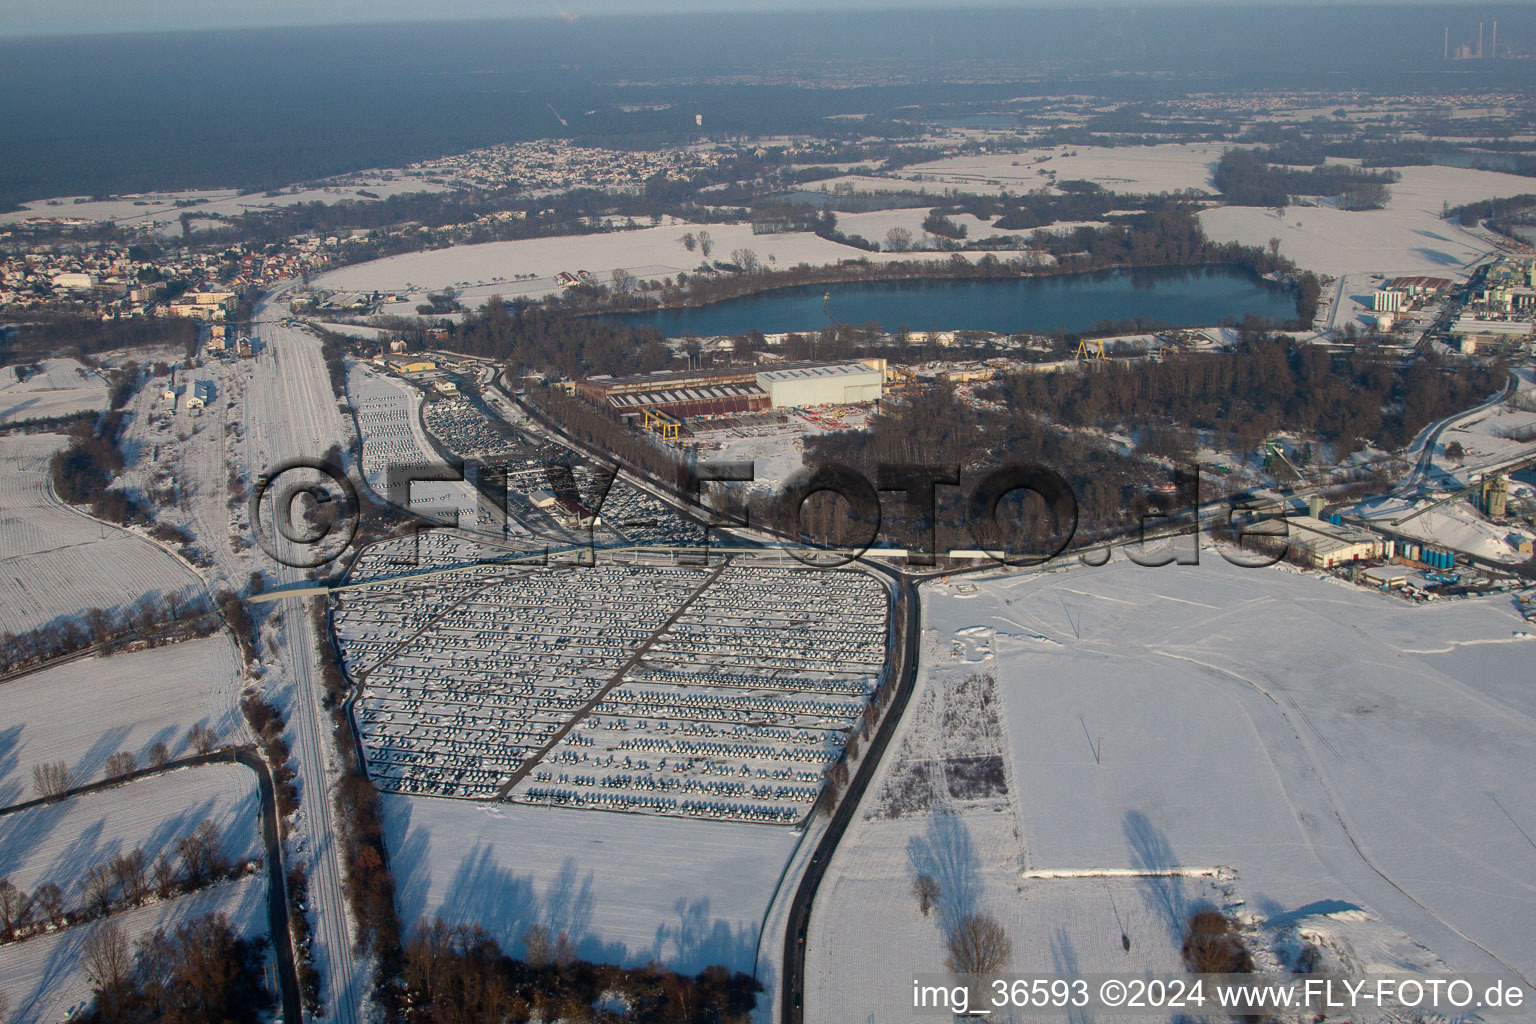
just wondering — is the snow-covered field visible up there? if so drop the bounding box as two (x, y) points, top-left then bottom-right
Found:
(1201, 164), (1535, 278)
(806, 551), (1536, 1021)
(0, 359), (108, 424)
(0, 432), (206, 636)
(313, 222), (929, 312)
(0, 637), (246, 806)
(385, 794), (798, 974)
(0, 763), (261, 896)
(874, 143), (1225, 196)
(0, 875), (267, 1024)
(831, 209), (1000, 247)
(0, 175), (448, 232)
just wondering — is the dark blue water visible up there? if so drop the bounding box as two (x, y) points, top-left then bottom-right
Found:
(617, 266), (1295, 337)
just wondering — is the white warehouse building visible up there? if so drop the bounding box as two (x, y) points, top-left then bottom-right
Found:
(756, 363), (882, 409)
(1288, 515), (1386, 569)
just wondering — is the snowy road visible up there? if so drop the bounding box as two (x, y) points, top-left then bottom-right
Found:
(241, 289), (362, 1023)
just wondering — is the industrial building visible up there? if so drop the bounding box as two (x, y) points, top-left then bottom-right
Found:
(756, 363), (883, 409)
(577, 360), (883, 423)
(1385, 276), (1453, 296)
(1287, 515), (1387, 569)
(1371, 290), (1405, 313)
(1449, 316), (1534, 355)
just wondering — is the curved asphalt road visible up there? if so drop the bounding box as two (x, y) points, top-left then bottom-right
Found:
(779, 570), (919, 1023)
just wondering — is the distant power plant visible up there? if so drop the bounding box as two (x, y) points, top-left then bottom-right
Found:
(1444, 19), (1500, 60)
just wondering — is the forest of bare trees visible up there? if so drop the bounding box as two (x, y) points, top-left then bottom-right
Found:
(401, 917), (761, 1024)
(78, 912), (271, 1023)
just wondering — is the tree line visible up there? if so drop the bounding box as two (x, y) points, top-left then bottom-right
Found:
(1213, 148), (1398, 209)
(1444, 193), (1536, 228)
(0, 315), (197, 364)
(0, 817), (242, 948)
(0, 591), (220, 677)
(402, 917), (760, 1024)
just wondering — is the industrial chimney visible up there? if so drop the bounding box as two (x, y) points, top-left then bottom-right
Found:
(1478, 21), (1484, 58)
(1491, 21), (1497, 59)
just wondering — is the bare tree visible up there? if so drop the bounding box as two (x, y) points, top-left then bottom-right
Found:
(147, 741), (171, 768)
(112, 849), (150, 905)
(679, 231), (697, 252)
(521, 923), (552, 968)
(730, 248), (759, 273)
(105, 750), (137, 779)
(553, 929), (578, 969)
(82, 864), (116, 915)
(912, 874), (940, 917)
(151, 853), (177, 898)
(82, 920), (132, 1011)
(696, 230), (713, 259)
(176, 818), (224, 886)
(945, 912), (1013, 978)
(187, 721), (216, 755)
(885, 226), (913, 252)
(32, 881), (66, 927)
(0, 879), (35, 938)
(84, 606), (112, 642)
(32, 761), (71, 802)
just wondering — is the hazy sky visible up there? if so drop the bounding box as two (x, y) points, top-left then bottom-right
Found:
(0, 0), (1490, 39)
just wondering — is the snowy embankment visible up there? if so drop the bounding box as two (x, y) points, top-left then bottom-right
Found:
(0, 637), (246, 807)
(0, 432), (206, 636)
(806, 551), (1536, 1022)
(384, 795), (799, 975)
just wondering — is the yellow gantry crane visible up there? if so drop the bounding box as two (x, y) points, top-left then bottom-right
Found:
(1075, 338), (1106, 360)
(642, 408), (680, 440)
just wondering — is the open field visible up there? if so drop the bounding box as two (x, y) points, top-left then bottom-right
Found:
(0, 432), (207, 637)
(0, 637), (246, 807)
(870, 143), (1225, 196)
(0, 359), (107, 424)
(806, 551), (1536, 1020)
(0, 175), (448, 232)
(314, 222), (934, 312)
(0, 875), (266, 1024)
(0, 763), (261, 895)
(1201, 163), (1536, 278)
(384, 793), (798, 974)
